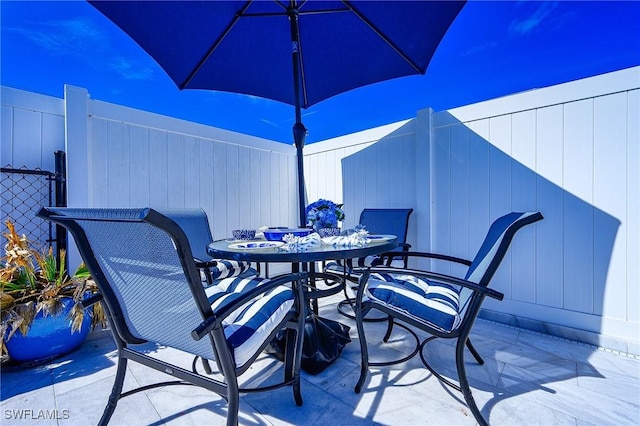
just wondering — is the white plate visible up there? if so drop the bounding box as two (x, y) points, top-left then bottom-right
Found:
(228, 241), (284, 250)
(367, 234), (396, 243)
(225, 238), (260, 243)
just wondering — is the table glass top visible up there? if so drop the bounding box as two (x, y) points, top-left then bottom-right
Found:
(207, 236), (398, 263)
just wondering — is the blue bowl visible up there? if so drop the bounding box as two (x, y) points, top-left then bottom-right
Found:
(263, 228), (313, 241)
(232, 229), (256, 240)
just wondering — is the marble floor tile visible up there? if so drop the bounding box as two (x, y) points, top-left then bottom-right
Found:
(1, 385), (59, 426)
(1, 297), (639, 426)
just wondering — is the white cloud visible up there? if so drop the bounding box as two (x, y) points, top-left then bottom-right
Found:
(7, 17), (104, 55)
(259, 118), (279, 128)
(509, 2), (559, 36)
(6, 16), (155, 81)
(110, 56), (155, 80)
(301, 110), (318, 119)
(462, 41), (499, 57)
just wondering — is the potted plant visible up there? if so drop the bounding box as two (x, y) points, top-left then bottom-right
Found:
(0, 220), (106, 364)
(305, 199), (345, 237)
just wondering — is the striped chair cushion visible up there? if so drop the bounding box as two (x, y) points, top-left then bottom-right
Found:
(209, 259), (253, 280)
(365, 273), (462, 332)
(325, 256), (384, 274)
(204, 276), (294, 368)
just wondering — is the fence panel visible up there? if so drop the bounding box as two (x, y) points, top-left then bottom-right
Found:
(1, 151), (67, 264)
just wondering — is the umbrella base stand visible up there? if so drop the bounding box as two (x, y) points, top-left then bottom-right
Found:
(266, 312), (351, 375)
(266, 269), (350, 375)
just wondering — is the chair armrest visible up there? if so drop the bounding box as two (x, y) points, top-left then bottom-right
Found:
(193, 257), (215, 267)
(379, 251), (472, 267)
(191, 272), (307, 341)
(367, 266), (504, 301)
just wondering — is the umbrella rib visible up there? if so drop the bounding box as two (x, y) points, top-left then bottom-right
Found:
(345, 1), (424, 74)
(180, 1), (253, 89)
(297, 8), (350, 16)
(243, 8), (349, 17)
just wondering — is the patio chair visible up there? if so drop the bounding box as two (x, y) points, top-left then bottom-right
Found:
(159, 209), (256, 284)
(324, 208), (413, 319)
(353, 211), (543, 426)
(325, 208), (413, 274)
(38, 207), (307, 426)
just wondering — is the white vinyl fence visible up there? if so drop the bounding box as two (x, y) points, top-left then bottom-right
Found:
(65, 86), (298, 238)
(1, 86), (65, 171)
(304, 67), (639, 354)
(429, 68), (639, 354)
(2, 66), (638, 354)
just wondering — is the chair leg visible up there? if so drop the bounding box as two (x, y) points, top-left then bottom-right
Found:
(284, 328), (295, 382)
(226, 377), (240, 426)
(204, 268), (213, 285)
(293, 323), (304, 406)
(98, 356), (128, 426)
(382, 315), (394, 342)
(204, 358), (214, 374)
(466, 338), (484, 365)
(455, 339), (488, 426)
(284, 325), (303, 406)
(354, 306), (370, 393)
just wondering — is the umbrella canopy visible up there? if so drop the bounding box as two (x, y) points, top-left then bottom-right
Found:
(89, 0), (466, 226)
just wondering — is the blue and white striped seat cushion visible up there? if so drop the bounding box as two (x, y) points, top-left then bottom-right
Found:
(204, 276), (294, 368)
(365, 273), (462, 332)
(209, 259), (253, 280)
(325, 256), (384, 274)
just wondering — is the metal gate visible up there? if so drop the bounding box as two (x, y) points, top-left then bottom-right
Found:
(1, 151), (67, 267)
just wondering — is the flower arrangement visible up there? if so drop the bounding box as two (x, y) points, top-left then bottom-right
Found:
(305, 199), (345, 231)
(0, 220), (106, 357)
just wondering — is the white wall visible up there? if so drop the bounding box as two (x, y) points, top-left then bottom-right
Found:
(64, 86), (298, 241)
(1, 87), (65, 170)
(1, 85), (298, 269)
(303, 119), (424, 247)
(1, 87), (66, 246)
(431, 67), (639, 352)
(304, 67), (639, 353)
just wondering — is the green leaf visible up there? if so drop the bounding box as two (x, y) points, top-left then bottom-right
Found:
(72, 263), (91, 279)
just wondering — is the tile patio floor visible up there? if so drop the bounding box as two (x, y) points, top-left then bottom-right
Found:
(2, 292), (639, 426)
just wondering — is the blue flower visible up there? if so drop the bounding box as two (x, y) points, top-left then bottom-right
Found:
(305, 199), (345, 230)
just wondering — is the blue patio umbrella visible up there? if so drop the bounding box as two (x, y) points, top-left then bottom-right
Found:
(89, 0), (466, 226)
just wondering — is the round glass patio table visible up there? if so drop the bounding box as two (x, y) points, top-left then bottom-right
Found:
(207, 236), (398, 306)
(207, 237), (398, 264)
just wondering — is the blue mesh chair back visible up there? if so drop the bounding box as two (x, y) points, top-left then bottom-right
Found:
(459, 211), (544, 310)
(158, 208), (214, 262)
(43, 208), (217, 359)
(160, 209), (255, 282)
(359, 208), (413, 248)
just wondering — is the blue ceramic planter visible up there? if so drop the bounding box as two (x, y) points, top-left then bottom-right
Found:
(4, 297), (92, 364)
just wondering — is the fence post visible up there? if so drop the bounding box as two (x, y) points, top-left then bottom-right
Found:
(64, 85), (89, 270)
(54, 150), (68, 273)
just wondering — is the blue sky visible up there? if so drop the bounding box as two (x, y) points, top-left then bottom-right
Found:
(2, 1), (639, 144)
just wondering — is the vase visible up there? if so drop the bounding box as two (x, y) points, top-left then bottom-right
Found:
(4, 297), (93, 364)
(318, 227), (341, 238)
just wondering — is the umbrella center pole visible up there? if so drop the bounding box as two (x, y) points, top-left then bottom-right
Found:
(289, 3), (308, 227)
(288, 3), (303, 129)
(293, 122), (307, 227)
